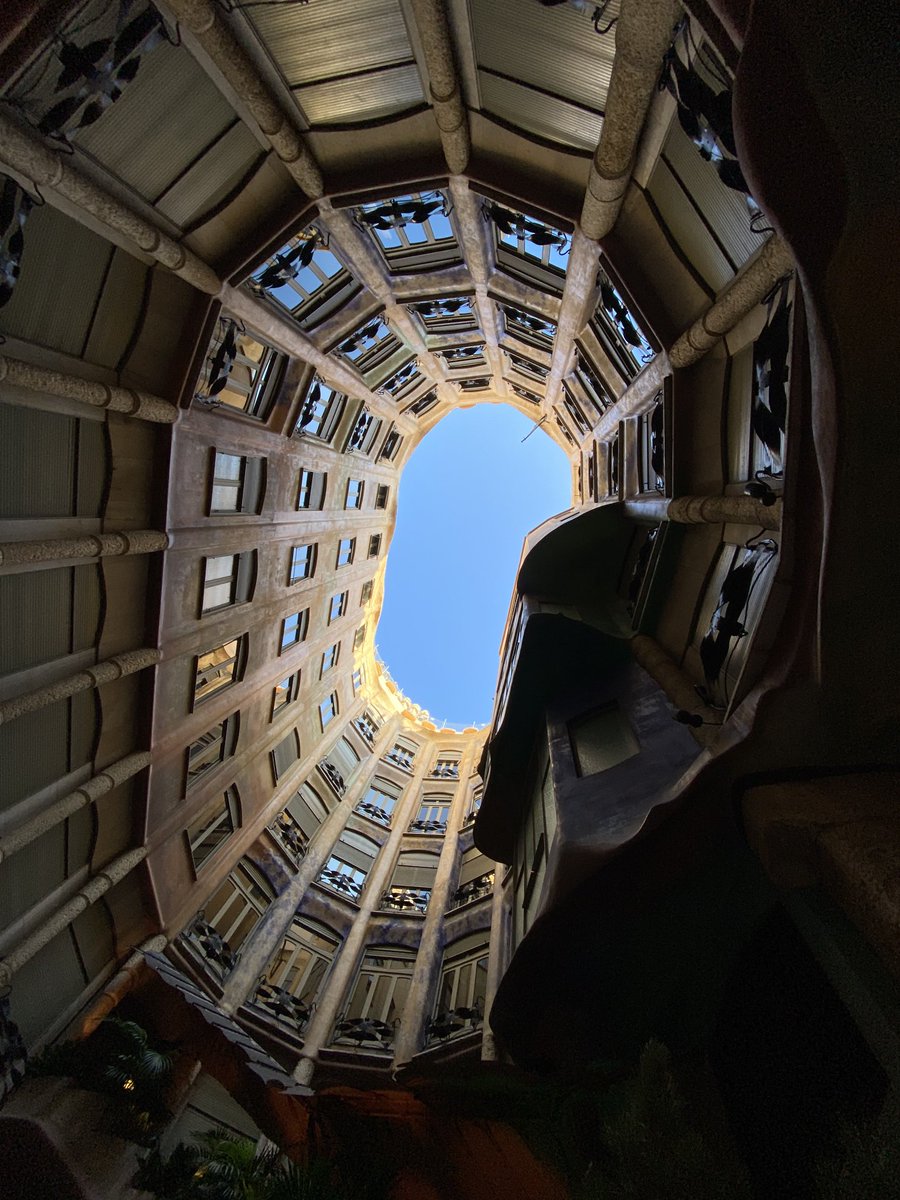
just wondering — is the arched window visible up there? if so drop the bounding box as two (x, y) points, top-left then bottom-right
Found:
(427, 931), (489, 1046)
(334, 945), (416, 1053)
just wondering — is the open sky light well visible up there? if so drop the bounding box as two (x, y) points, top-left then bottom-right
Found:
(376, 403), (571, 728)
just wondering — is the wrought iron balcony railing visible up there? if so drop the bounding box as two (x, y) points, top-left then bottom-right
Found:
(448, 872), (495, 911)
(379, 887), (431, 914)
(181, 915), (237, 977)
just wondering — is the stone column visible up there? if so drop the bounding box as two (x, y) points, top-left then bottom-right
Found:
(291, 760), (430, 1085)
(163, 0), (323, 198)
(0, 752), (151, 864)
(392, 746), (481, 1067)
(0, 530), (168, 570)
(481, 866), (509, 1063)
(630, 633), (718, 745)
(0, 354), (177, 423)
(0, 111), (220, 295)
(581, 0), (683, 240)
(407, 0), (470, 173)
(78, 934), (169, 1037)
(0, 847), (148, 987)
(0, 649), (160, 726)
(668, 236), (794, 367)
(624, 494), (782, 530)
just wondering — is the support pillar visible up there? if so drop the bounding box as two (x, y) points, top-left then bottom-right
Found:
(407, 0), (470, 173)
(668, 236), (794, 367)
(0, 752), (151, 864)
(0, 649), (160, 726)
(0, 847), (148, 988)
(0, 354), (177, 424)
(0, 530), (168, 570)
(625, 493), (782, 530)
(630, 633), (718, 744)
(581, 0), (683, 240)
(480, 865), (508, 1063)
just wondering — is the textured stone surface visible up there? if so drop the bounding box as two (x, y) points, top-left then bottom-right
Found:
(0, 355), (177, 424)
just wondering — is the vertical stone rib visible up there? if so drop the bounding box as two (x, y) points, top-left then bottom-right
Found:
(0, 355), (178, 424)
(0, 112), (220, 295)
(163, 0), (324, 198)
(581, 0), (683, 240)
(0, 530), (169, 569)
(0, 650), (160, 726)
(0, 753), (152, 864)
(0, 847), (149, 987)
(407, 0), (470, 173)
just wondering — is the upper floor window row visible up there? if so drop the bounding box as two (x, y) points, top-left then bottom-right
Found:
(194, 635), (247, 707)
(201, 552), (256, 615)
(501, 304), (557, 353)
(593, 269), (655, 382)
(196, 317), (287, 420)
(355, 190), (458, 273)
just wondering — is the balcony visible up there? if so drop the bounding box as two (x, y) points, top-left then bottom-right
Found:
(180, 915), (237, 978)
(379, 887), (430, 914)
(448, 871), (494, 911)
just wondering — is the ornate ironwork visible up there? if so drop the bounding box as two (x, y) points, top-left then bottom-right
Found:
(502, 305), (556, 342)
(379, 360), (419, 396)
(356, 800), (392, 827)
(251, 228), (324, 297)
(347, 408), (375, 451)
(272, 813), (307, 860)
(407, 389), (437, 416)
(430, 762), (459, 779)
(407, 817), (447, 835)
(485, 202), (570, 256)
(338, 316), (388, 357)
(0, 990), (26, 1108)
(751, 281), (791, 478)
(597, 271), (654, 365)
(699, 540), (778, 705)
(448, 871), (495, 910)
(660, 22), (749, 196)
(425, 999), (483, 1044)
(29, 1), (170, 142)
(357, 190), (448, 232)
(439, 345), (484, 365)
(184, 915), (237, 975)
(457, 377), (491, 392)
(380, 887), (431, 913)
(511, 383), (542, 406)
(333, 1015), (396, 1048)
(507, 350), (549, 381)
(411, 296), (472, 320)
(0, 175), (37, 310)
(318, 760), (345, 795)
(318, 869), (363, 900)
(252, 981), (311, 1031)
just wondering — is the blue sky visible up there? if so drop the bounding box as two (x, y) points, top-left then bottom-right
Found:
(375, 403), (571, 728)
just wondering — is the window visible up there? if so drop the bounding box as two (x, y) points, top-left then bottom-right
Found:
(385, 739), (416, 771)
(379, 428), (402, 461)
(356, 189), (458, 273)
(186, 715), (238, 789)
(288, 781), (332, 841)
(409, 796), (450, 834)
(263, 917), (338, 1012)
(352, 667), (364, 693)
(289, 543), (316, 583)
(296, 468), (326, 510)
(487, 201), (570, 289)
(272, 671), (300, 716)
(334, 947), (415, 1051)
(367, 534), (381, 558)
(430, 756), (460, 779)
(281, 608), (309, 651)
(209, 452), (265, 515)
(197, 317), (285, 419)
(356, 779), (399, 827)
(361, 580), (374, 604)
(199, 858), (273, 958)
(345, 407), (382, 455)
(607, 433), (620, 497)
(345, 478), (364, 509)
(353, 624), (366, 650)
(294, 378), (345, 441)
(317, 830), (376, 900)
(320, 735), (359, 793)
(250, 224), (350, 326)
(449, 847), (494, 909)
(319, 692), (338, 728)
(513, 744), (556, 946)
(188, 789), (239, 871)
(501, 303), (557, 352)
(201, 552), (255, 614)
(639, 399), (666, 495)
(408, 294), (478, 337)
(592, 268), (655, 382)
(384, 850), (440, 911)
(271, 728), (301, 781)
(320, 643), (340, 676)
(375, 484), (389, 509)
(569, 704), (640, 776)
(194, 636), (245, 705)
(328, 591), (348, 623)
(336, 537), (355, 568)
(353, 710), (379, 747)
(270, 809), (308, 862)
(428, 933), (489, 1044)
